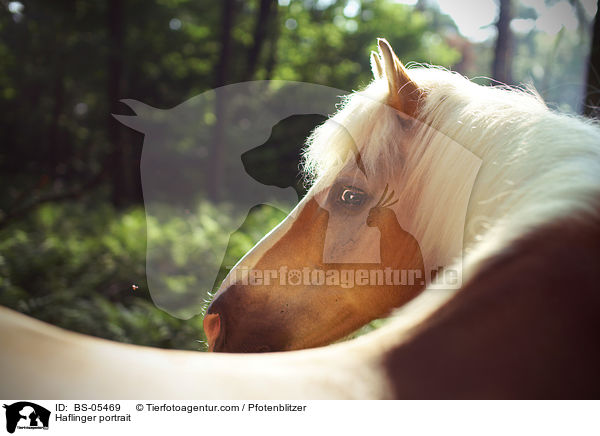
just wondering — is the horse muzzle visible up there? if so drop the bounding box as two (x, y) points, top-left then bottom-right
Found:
(203, 284), (287, 353)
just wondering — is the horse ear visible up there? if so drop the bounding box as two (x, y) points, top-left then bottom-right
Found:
(112, 99), (160, 133)
(370, 51), (383, 79)
(376, 38), (421, 119)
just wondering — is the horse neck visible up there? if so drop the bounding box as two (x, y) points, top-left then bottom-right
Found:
(412, 84), (600, 254)
(464, 127), (600, 254)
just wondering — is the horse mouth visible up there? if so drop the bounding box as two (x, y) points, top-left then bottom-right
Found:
(204, 311), (276, 353)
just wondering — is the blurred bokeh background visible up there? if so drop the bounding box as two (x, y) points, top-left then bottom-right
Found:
(0, 0), (598, 350)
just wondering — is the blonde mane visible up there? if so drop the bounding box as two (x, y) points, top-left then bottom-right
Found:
(303, 66), (600, 288)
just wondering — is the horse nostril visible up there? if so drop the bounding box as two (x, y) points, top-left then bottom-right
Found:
(203, 313), (221, 352)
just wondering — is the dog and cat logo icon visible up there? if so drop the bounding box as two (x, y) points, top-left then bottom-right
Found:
(3, 402), (50, 434)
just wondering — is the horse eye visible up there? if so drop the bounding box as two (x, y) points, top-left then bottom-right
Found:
(339, 186), (366, 206)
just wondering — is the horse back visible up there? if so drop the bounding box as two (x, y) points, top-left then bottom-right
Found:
(384, 203), (600, 398)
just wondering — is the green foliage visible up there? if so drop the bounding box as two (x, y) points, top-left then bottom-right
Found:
(0, 201), (285, 349)
(272, 0), (460, 89)
(512, 27), (591, 113)
(0, 0), (463, 348)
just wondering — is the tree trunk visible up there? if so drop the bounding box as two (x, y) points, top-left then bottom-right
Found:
(108, 0), (129, 207)
(492, 0), (513, 85)
(244, 0), (276, 81)
(48, 64), (65, 180)
(208, 0), (236, 202)
(584, 0), (600, 117)
(264, 2), (280, 80)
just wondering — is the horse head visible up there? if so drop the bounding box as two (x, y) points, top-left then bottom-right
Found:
(204, 39), (434, 353)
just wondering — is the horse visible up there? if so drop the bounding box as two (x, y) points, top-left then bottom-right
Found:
(203, 38), (600, 355)
(1, 38), (599, 398)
